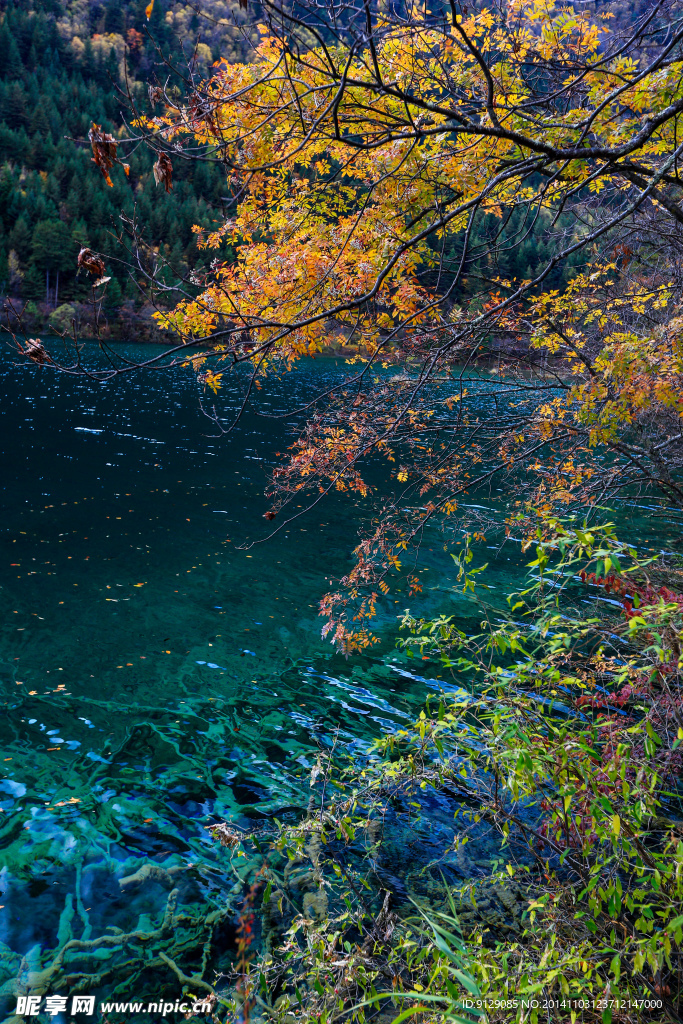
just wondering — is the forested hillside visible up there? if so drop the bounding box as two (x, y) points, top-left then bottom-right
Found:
(1, 0), (636, 338)
(0, 0), (254, 335)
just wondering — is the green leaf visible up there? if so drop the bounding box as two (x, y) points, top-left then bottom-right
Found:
(451, 968), (481, 997)
(430, 924), (467, 963)
(382, 1006), (427, 1024)
(610, 954), (620, 982)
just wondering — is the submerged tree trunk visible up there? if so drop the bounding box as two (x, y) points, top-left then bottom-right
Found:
(55, 270), (59, 309)
(46, 268), (49, 307)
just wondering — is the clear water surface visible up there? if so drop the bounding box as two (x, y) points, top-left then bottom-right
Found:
(1, 342), (680, 1012)
(0, 343), (491, 1010)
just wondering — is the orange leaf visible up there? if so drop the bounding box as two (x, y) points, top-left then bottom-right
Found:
(145, 0), (154, 18)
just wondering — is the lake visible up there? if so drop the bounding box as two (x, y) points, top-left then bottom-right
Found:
(0, 344), (498, 1013)
(1, 343), (679, 1014)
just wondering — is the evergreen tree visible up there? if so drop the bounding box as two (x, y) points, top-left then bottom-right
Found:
(0, 0), (240, 313)
(105, 47), (119, 85)
(8, 215), (31, 263)
(104, 1), (125, 33)
(81, 38), (96, 81)
(0, 22), (23, 81)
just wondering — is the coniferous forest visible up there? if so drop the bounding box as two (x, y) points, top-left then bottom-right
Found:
(0, 0), (601, 339)
(0, 0), (255, 335)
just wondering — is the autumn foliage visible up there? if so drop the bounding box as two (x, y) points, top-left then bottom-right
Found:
(124, 0), (683, 650)
(18, 0), (683, 648)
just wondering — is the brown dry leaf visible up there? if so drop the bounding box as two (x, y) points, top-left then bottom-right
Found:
(77, 247), (106, 278)
(88, 123), (119, 187)
(20, 339), (53, 365)
(153, 152), (173, 192)
(209, 823), (245, 849)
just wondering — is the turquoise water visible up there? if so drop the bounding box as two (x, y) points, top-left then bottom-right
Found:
(1, 344), (681, 1012)
(0, 344), (501, 1012)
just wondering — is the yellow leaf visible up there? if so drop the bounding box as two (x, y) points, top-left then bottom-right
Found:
(612, 814), (620, 837)
(145, 0), (154, 18)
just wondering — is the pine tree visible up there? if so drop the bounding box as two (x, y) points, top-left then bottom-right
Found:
(8, 216), (31, 263)
(31, 219), (75, 304)
(81, 38), (96, 81)
(0, 23), (23, 81)
(105, 1), (126, 34)
(106, 47), (119, 85)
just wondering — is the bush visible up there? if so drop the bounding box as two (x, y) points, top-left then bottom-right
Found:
(211, 517), (683, 1024)
(49, 303), (76, 334)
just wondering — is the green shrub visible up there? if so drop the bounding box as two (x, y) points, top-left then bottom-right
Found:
(213, 518), (683, 1023)
(49, 303), (76, 334)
